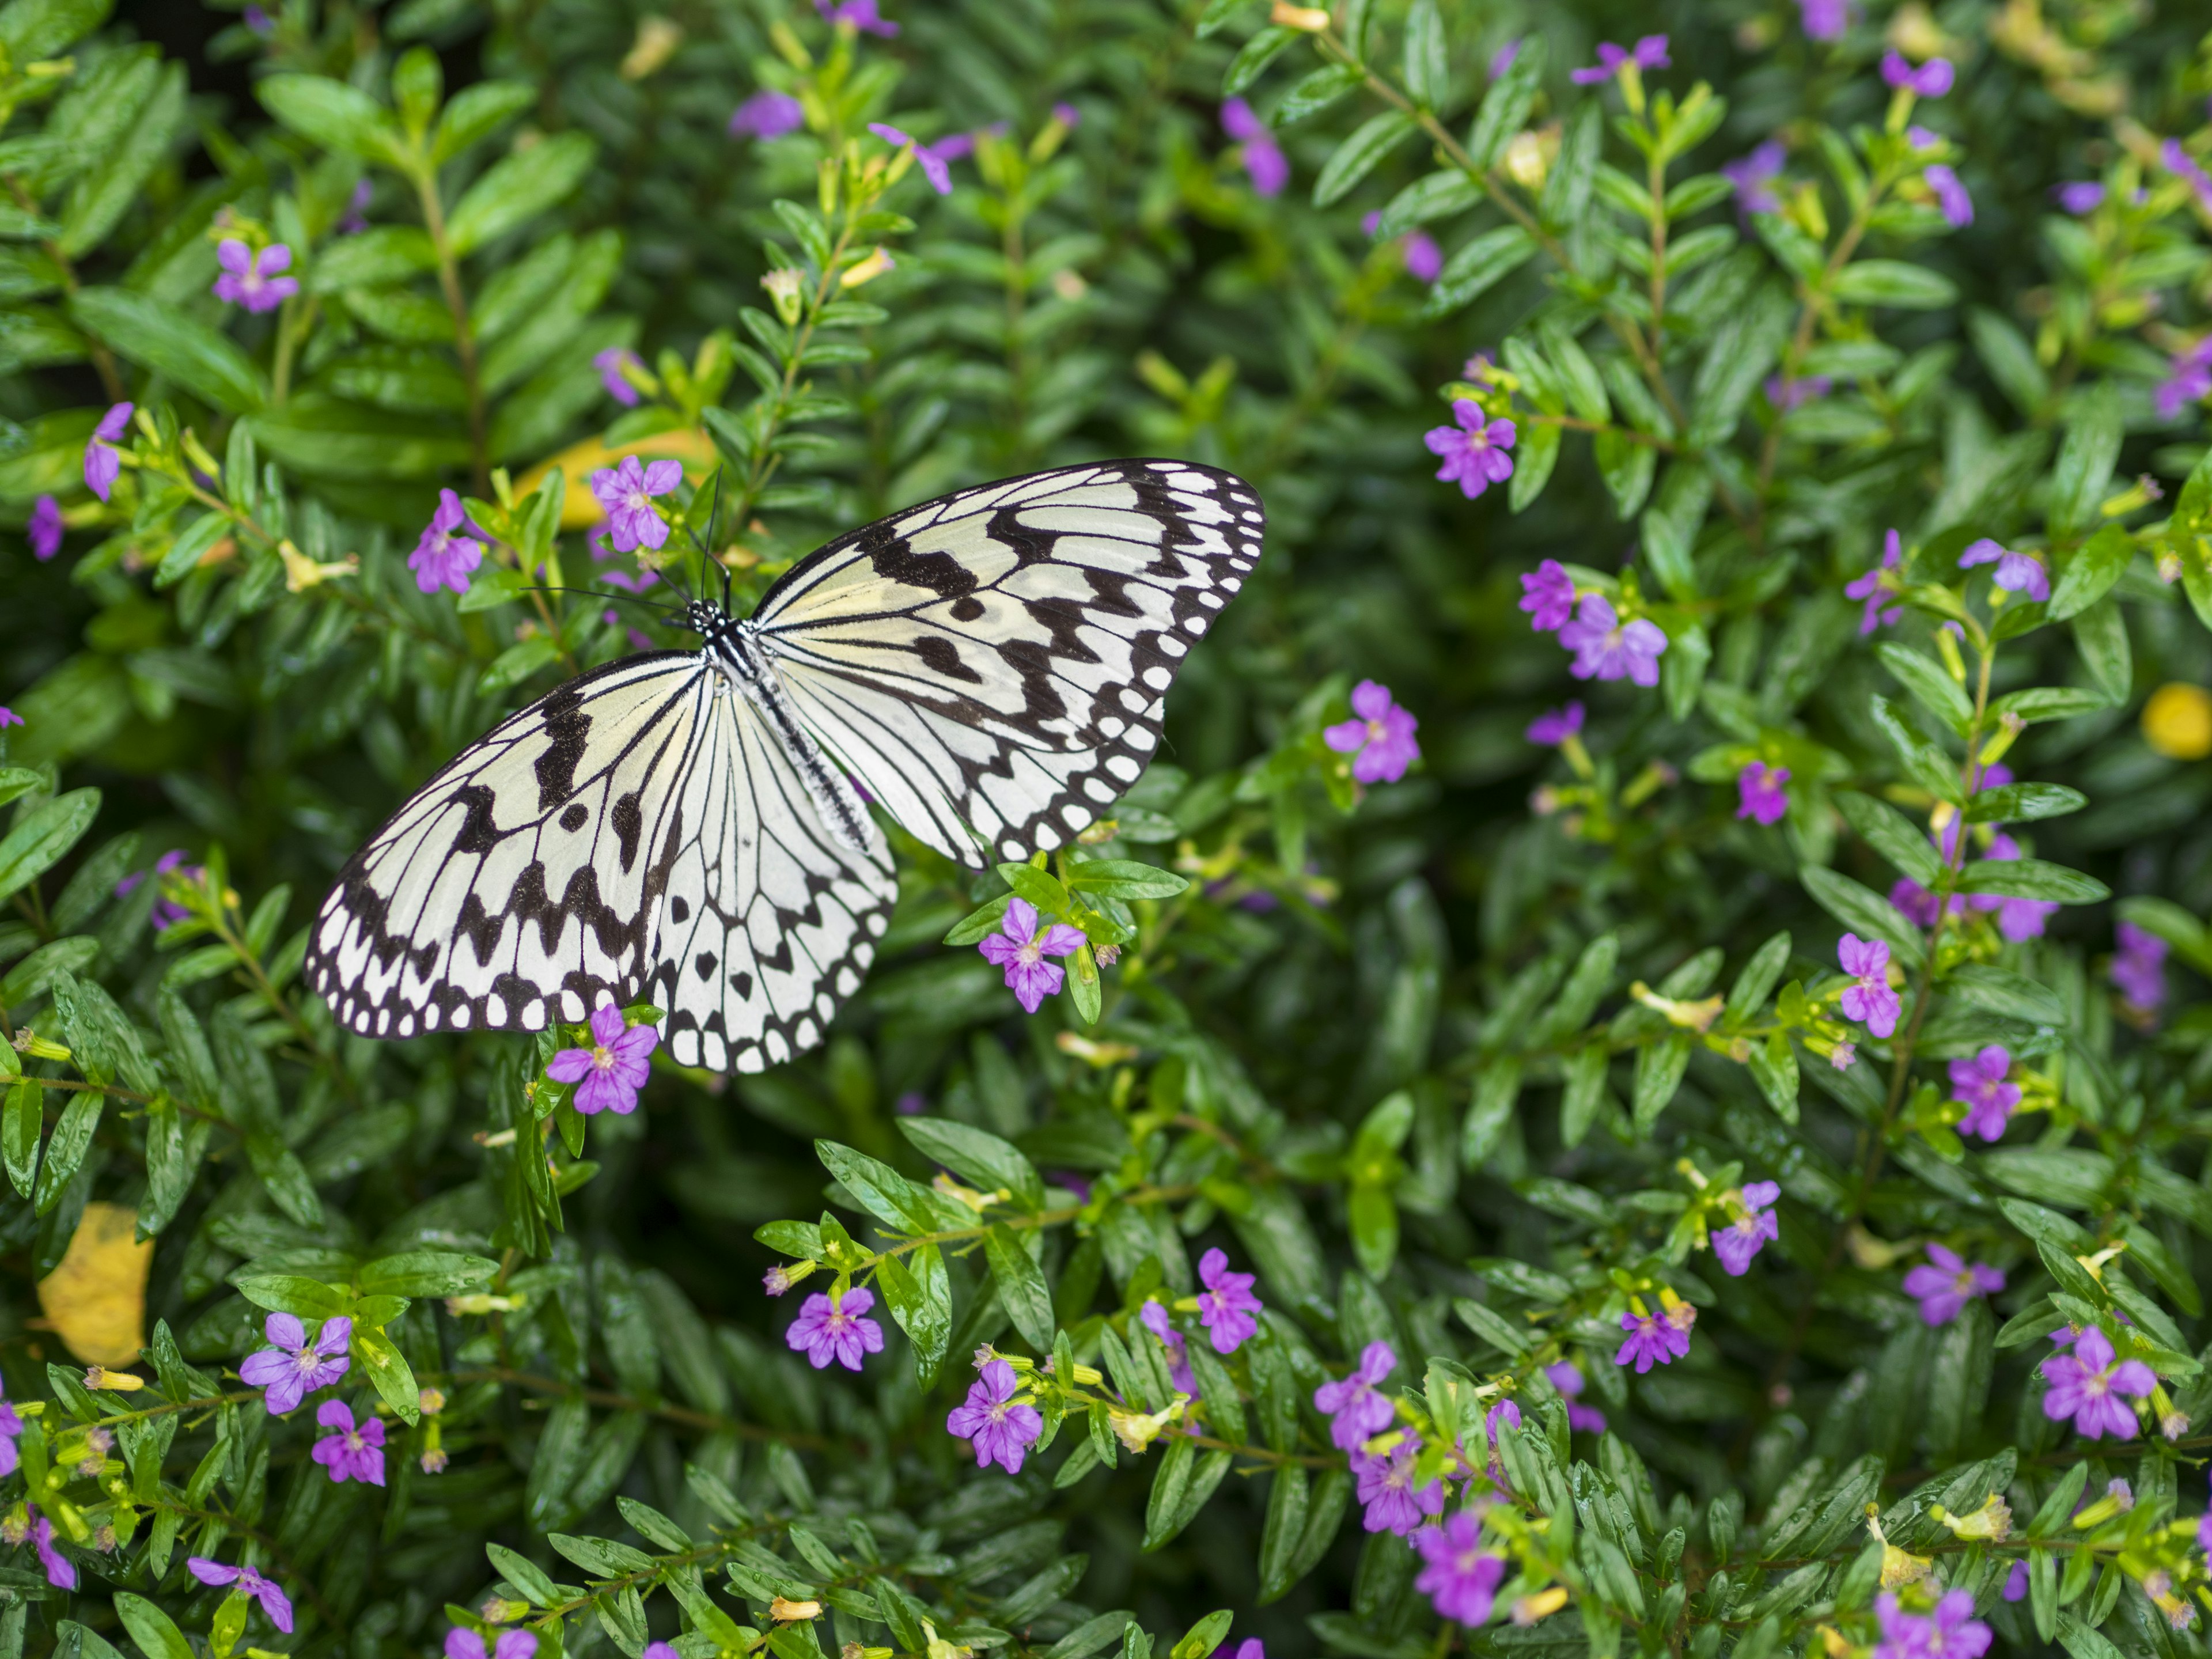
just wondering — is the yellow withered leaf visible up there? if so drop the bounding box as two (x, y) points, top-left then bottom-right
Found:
(36, 1201), (152, 1367)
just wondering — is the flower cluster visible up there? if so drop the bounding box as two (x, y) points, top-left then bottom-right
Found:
(1516, 562), (1669, 688)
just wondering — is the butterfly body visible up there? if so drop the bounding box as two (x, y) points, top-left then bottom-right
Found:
(305, 459), (1263, 1072)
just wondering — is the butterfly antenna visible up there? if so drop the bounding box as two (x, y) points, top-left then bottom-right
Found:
(512, 583), (685, 618)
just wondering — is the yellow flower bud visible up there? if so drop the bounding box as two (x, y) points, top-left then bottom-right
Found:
(2142, 683), (2212, 761)
(771, 1598), (822, 1623)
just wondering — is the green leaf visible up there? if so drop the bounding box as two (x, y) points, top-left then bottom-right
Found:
(113, 1595), (194, 1659)
(58, 62), (183, 259)
(1835, 791), (1941, 888)
(308, 226), (438, 293)
(153, 510), (231, 590)
(1170, 1612), (1235, 1659)
(874, 1243), (951, 1387)
(897, 1116), (1044, 1209)
(0, 0), (114, 59)
(1868, 694), (1964, 805)
(1375, 168), (1481, 238)
(1800, 866), (1926, 970)
(32, 1092), (97, 1214)
(2047, 523), (2132, 622)
(1257, 1466), (1309, 1603)
(983, 1223), (1055, 1351)
(231, 1274), (349, 1317)
(479, 637), (559, 694)
(1947, 964), (2065, 1028)
(0, 787), (97, 909)
(2070, 596), (2131, 706)
(1875, 642), (1972, 733)
(1400, 0), (1447, 108)
(1747, 1033), (1800, 1124)
(355, 1324), (422, 1425)
(1631, 1033), (1692, 1132)
(1987, 686), (2110, 725)
(0, 936), (97, 1007)
(3, 1081), (39, 1198)
(1313, 111), (1415, 207)
(244, 1131), (325, 1228)
(1065, 859), (1188, 901)
(1508, 418), (1560, 510)
(70, 287), (267, 412)
(1274, 64), (1361, 126)
(1830, 260), (1957, 308)
(431, 79), (535, 163)
(1222, 25), (1298, 97)
(256, 73), (404, 164)
(1559, 1043), (1609, 1150)
(1959, 859), (2109, 904)
(447, 130), (597, 256)
(1724, 931), (1791, 1024)
(1965, 783), (2086, 824)
(359, 1250), (497, 1297)
(2046, 382), (2122, 537)
(1467, 35), (1543, 172)
(1422, 223), (1538, 317)
(815, 1139), (940, 1233)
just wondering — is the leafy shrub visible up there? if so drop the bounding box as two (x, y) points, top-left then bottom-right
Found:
(6, 2), (2212, 1658)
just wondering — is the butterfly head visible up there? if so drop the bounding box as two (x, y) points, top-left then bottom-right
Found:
(678, 600), (730, 638)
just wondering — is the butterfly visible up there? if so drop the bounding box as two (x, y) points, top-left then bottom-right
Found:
(303, 459), (1265, 1074)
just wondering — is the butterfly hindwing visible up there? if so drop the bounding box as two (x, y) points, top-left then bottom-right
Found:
(752, 459), (1264, 865)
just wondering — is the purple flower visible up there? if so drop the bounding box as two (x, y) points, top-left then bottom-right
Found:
(2162, 140), (2212, 214)
(26, 495), (61, 560)
(590, 454), (683, 553)
(1923, 164), (1973, 226)
(546, 1003), (659, 1115)
(1949, 1045), (2020, 1142)
(116, 849), (195, 929)
(816, 0), (898, 34)
(1195, 1247), (1262, 1354)
(1520, 560), (1576, 632)
(1764, 373), (1831, 412)
(311, 1400), (385, 1486)
(0, 1382), (20, 1478)
(1558, 594), (1667, 686)
(1314, 1340), (1397, 1453)
(593, 347), (643, 407)
(2003, 1561), (2029, 1602)
(1615, 1299), (1694, 1373)
(1722, 142), (1786, 215)
(1415, 1512), (1506, 1625)
(244, 5), (273, 33)
(786, 1286), (885, 1371)
(1402, 231), (1444, 283)
(1797, 0), (1849, 39)
(2156, 339), (2212, 419)
(947, 1358), (1043, 1472)
(1902, 1244), (2005, 1327)
(1221, 100), (1287, 196)
(1979, 832), (2059, 941)
(1324, 680), (1421, 785)
(1139, 1300), (1198, 1394)
(730, 89), (804, 140)
(895, 1090), (928, 1115)
(1526, 702), (1584, 746)
(30, 1509), (74, 1591)
(0, 708), (21, 730)
(1544, 1361), (1606, 1433)
(1969, 759), (2013, 794)
(1052, 103), (1081, 129)
(1571, 35), (1669, 85)
(1354, 1438), (1446, 1535)
(2040, 1326), (2155, 1440)
(338, 179), (372, 236)
(978, 896), (1086, 1013)
(1837, 933), (1899, 1038)
(1425, 400), (1516, 499)
(187, 1558), (294, 1632)
(1874, 1591), (1990, 1659)
(869, 123), (958, 194)
(1713, 1181), (1780, 1277)
(1907, 125), (1943, 153)
(1881, 52), (1955, 97)
(1845, 528), (1905, 634)
(408, 487), (486, 594)
(84, 401), (133, 501)
(448, 1631), (537, 1659)
(2052, 181), (2105, 214)
(2112, 922), (2168, 1012)
(238, 1313), (352, 1414)
(1959, 537), (2050, 603)
(213, 239), (298, 313)
(1736, 763), (1790, 826)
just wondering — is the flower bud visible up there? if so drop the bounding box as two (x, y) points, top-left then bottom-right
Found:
(83, 1367), (145, 1392)
(418, 1387), (446, 1415)
(1270, 2), (1330, 27)
(770, 1597), (823, 1623)
(762, 266), (806, 324)
(839, 248), (895, 289)
(1512, 1588), (1569, 1625)
(421, 1447), (449, 1474)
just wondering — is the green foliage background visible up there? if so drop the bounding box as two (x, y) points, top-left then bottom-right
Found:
(6, 1), (2212, 1657)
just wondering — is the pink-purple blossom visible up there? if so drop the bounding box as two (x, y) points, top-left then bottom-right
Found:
(1979, 832), (2059, 941)
(187, 1558), (294, 1632)
(1544, 1361), (1606, 1433)
(1572, 35), (1669, 85)
(213, 239), (298, 313)
(1736, 763), (1790, 826)
(1902, 1244), (2004, 1326)
(2003, 1560), (2029, 1601)
(2112, 922), (2168, 1013)
(0, 1381), (19, 1477)
(1314, 1340), (1397, 1453)
(239, 1313), (352, 1414)
(1924, 164), (1973, 226)
(979, 896), (1086, 1012)
(947, 1357), (1043, 1472)
(1488, 40), (1521, 78)
(1425, 401), (1516, 498)
(1519, 560), (1576, 632)
(1712, 1181), (1780, 1276)
(869, 122), (964, 194)
(408, 487), (486, 594)
(84, 401), (132, 501)
(1959, 538), (2050, 603)
(2040, 1326), (2155, 1440)
(1194, 1248), (1263, 1353)
(1221, 100), (1287, 196)
(1354, 1438), (1446, 1535)
(1722, 142), (1786, 215)
(1873, 1590), (1989, 1659)
(2162, 139), (2212, 214)
(590, 454), (683, 553)
(447, 1630), (537, 1659)
(1846, 528), (1905, 634)
(311, 1399), (386, 1486)
(785, 1286), (885, 1371)
(1949, 1045), (2020, 1142)
(1526, 703), (1584, 746)
(730, 89), (804, 140)
(26, 495), (60, 560)
(1837, 933), (1900, 1038)
(1414, 1512), (1506, 1626)
(2156, 339), (2212, 419)
(0, 710), (21, 733)
(1764, 374), (1830, 412)
(338, 179), (372, 235)
(1325, 680), (1421, 784)
(2052, 181), (2105, 214)
(816, 0), (897, 34)
(1558, 594), (1667, 686)
(594, 347), (644, 406)
(547, 1003), (659, 1115)
(1881, 52), (1954, 97)
(1615, 1301), (1694, 1372)
(115, 849), (195, 929)
(1797, 0), (1849, 40)
(1139, 1300), (1198, 1394)
(30, 1509), (74, 1590)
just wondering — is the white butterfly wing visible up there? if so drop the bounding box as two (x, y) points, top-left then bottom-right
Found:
(648, 685), (895, 1073)
(751, 459), (1264, 865)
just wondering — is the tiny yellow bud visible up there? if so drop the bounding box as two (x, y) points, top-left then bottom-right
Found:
(618, 15), (683, 80)
(1513, 1588), (1570, 1625)
(82, 1367), (146, 1392)
(770, 1597), (823, 1623)
(2142, 683), (2212, 761)
(1269, 2), (1330, 27)
(1933, 1494), (2012, 1541)
(1503, 129), (1552, 190)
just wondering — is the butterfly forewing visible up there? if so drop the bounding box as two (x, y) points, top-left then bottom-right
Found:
(753, 459), (1264, 865)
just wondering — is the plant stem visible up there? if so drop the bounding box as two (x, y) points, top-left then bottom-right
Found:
(414, 165), (490, 494)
